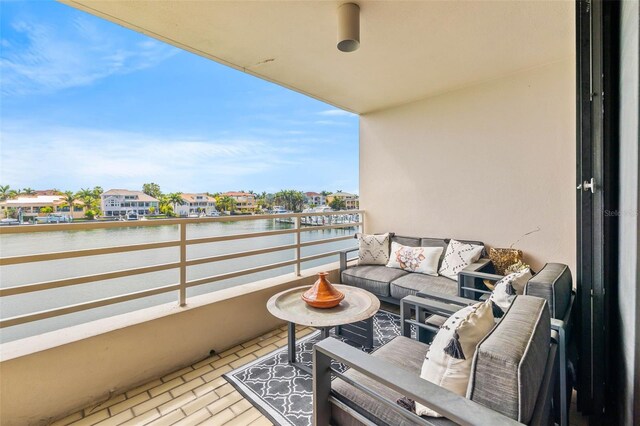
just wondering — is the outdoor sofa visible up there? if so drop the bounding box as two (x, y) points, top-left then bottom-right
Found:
(313, 295), (558, 425)
(427, 262), (575, 426)
(339, 235), (490, 304)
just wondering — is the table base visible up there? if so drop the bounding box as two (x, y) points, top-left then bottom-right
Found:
(335, 317), (374, 349)
(287, 322), (332, 374)
(287, 317), (375, 374)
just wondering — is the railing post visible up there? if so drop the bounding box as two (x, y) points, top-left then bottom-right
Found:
(179, 222), (187, 306)
(294, 216), (301, 276)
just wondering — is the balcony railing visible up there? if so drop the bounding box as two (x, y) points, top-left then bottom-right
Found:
(0, 210), (363, 330)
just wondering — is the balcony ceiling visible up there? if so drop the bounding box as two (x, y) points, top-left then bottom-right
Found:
(60, 0), (574, 114)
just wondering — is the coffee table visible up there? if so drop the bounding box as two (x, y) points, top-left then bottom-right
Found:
(266, 284), (380, 373)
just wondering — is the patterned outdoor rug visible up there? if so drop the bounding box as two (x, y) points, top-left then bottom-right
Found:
(224, 310), (408, 426)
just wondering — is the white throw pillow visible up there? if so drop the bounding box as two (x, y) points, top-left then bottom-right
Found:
(357, 233), (391, 265)
(489, 269), (532, 317)
(386, 242), (443, 276)
(438, 239), (484, 280)
(415, 299), (495, 417)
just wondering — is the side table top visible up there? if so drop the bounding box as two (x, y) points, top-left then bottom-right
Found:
(266, 284), (380, 328)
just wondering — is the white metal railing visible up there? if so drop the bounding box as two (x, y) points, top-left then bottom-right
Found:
(0, 210), (363, 328)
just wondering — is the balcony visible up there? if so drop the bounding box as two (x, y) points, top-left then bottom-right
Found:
(1, 0), (638, 425)
(0, 212), (361, 424)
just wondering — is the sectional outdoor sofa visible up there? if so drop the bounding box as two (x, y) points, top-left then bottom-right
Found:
(339, 234), (490, 305)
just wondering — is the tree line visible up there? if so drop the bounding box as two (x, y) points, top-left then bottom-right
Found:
(0, 185), (104, 220)
(0, 183), (352, 219)
(141, 185), (349, 214)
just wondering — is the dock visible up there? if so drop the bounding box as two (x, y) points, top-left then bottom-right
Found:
(274, 213), (360, 227)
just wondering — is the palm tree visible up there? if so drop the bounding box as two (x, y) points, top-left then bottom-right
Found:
(0, 185), (11, 201)
(77, 188), (98, 213)
(22, 187), (35, 195)
(77, 187), (93, 201)
(168, 193), (186, 213)
(61, 191), (78, 215)
(215, 195), (236, 212)
(158, 196), (174, 216)
(92, 186), (104, 199)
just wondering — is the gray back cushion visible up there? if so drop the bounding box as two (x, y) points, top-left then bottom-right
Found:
(467, 296), (550, 424)
(526, 263), (572, 319)
(391, 235), (421, 247)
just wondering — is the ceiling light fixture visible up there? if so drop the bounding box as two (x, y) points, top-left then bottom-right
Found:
(337, 3), (360, 52)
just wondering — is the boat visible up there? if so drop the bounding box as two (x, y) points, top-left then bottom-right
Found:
(126, 211), (138, 221)
(303, 205), (333, 213)
(0, 218), (19, 226)
(271, 206), (292, 215)
(36, 214), (72, 224)
(272, 206), (295, 223)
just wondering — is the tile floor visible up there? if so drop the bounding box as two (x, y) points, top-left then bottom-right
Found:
(51, 323), (588, 426)
(51, 324), (315, 426)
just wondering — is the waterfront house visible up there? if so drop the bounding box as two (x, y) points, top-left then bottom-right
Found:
(222, 191), (257, 211)
(0, 195), (84, 219)
(175, 193), (218, 216)
(1, 1), (638, 425)
(325, 191), (359, 210)
(100, 189), (159, 217)
(304, 191), (326, 207)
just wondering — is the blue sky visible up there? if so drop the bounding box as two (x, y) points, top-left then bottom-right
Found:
(0, 1), (359, 194)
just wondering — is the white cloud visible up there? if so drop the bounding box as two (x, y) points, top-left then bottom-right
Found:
(314, 120), (349, 126)
(0, 123), (301, 192)
(0, 16), (178, 96)
(317, 109), (356, 117)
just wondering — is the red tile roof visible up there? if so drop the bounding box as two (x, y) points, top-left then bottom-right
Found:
(222, 192), (255, 197)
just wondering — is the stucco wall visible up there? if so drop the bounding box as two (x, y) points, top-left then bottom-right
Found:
(0, 266), (340, 425)
(360, 59), (576, 272)
(617, 0), (639, 423)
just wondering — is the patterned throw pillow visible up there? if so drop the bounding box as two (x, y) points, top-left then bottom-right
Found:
(386, 242), (443, 276)
(357, 233), (391, 265)
(489, 269), (532, 317)
(415, 299), (495, 417)
(438, 239), (484, 280)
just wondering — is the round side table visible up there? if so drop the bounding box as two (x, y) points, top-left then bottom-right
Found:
(267, 284), (380, 373)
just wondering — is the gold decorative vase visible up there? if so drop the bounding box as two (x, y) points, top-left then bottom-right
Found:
(489, 248), (524, 275)
(302, 272), (344, 309)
